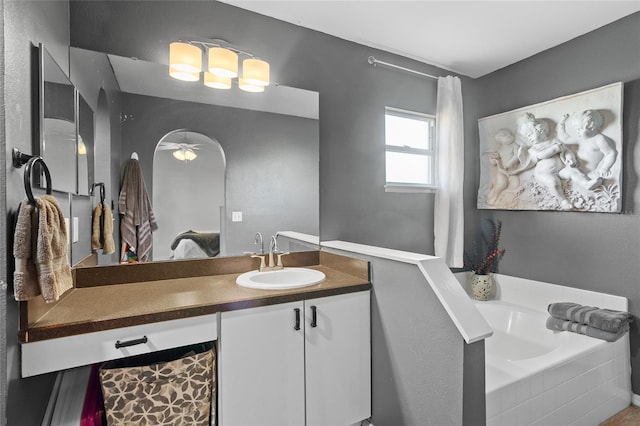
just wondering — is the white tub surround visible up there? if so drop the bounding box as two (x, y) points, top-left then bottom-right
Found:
(459, 273), (632, 426)
(322, 241), (492, 344)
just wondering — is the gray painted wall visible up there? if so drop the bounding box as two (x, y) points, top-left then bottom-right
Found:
(3, 1), (70, 424)
(324, 248), (474, 425)
(68, 0), (478, 256)
(476, 12), (640, 392)
(119, 92), (319, 257)
(68, 47), (123, 266)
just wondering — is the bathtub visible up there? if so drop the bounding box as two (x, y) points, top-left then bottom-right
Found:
(467, 274), (631, 426)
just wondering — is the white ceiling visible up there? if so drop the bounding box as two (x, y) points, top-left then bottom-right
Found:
(220, 1), (640, 78)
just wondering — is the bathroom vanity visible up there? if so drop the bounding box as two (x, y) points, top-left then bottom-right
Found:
(18, 251), (371, 425)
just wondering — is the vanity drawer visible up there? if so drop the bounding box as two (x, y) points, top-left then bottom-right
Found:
(21, 314), (218, 377)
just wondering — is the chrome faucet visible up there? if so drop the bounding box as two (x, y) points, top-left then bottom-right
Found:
(268, 236), (279, 267)
(254, 232), (264, 254)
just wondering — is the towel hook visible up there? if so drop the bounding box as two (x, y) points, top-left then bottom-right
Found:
(13, 148), (52, 205)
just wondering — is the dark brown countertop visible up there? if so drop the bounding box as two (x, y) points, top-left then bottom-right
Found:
(20, 252), (370, 343)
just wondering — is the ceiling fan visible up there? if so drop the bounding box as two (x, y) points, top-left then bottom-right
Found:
(156, 141), (203, 152)
(157, 132), (202, 161)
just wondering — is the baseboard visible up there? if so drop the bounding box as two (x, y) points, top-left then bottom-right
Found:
(632, 393), (640, 407)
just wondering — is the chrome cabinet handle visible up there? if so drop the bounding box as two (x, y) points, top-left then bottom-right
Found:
(115, 335), (148, 349)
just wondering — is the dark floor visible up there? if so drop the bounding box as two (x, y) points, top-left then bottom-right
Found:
(600, 405), (640, 426)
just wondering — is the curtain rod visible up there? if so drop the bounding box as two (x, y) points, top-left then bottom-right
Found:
(368, 56), (438, 80)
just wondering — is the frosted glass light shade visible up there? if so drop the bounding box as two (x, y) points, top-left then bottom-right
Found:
(173, 148), (197, 161)
(204, 72), (232, 89)
(169, 42), (202, 77)
(242, 58), (270, 86)
(208, 47), (238, 78)
(238, 78), (265, 93)
(169, 65), (200, 82)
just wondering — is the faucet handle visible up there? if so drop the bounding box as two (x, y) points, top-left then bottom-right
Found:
(251, 254), (267, 271)
(276, 252), (290, 268)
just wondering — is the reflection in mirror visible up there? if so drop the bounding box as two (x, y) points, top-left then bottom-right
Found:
(42, 118), (75, 192)
(69, 48), (319, 265)
(77, 94), (94, 196)
(40, 44), (76, 193)
(153, 131), (226, 261)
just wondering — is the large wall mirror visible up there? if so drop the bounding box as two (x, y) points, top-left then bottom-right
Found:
(69, 47), (320, 266)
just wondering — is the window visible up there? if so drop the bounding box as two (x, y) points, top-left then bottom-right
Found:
(384, 107), (436, 192)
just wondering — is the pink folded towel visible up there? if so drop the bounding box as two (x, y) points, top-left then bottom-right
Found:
(13, 195), (73, 303)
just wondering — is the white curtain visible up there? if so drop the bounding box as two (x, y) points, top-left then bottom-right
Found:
(434, 76), (464, 267)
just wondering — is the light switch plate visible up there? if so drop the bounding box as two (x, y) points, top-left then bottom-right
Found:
(64, 218), (70, 245)
(232, 211), (243, 222)
(72, 217), (79, 243)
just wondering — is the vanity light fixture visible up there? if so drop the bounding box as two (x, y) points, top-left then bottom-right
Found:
(173, 147), (197, 162)
(242, 58), (270, 87)
(238, 78), (265, 93)
(78, 140), (87, 155)
(168, 39), (270, 92)
(204, 72), (232, 90)
(208, 47), (238, 78)
(169, 42), (202, 81)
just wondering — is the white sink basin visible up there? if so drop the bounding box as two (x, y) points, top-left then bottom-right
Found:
(236, 267), (326, 290)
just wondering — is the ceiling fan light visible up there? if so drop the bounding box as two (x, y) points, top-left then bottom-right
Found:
(238, 78), (265, 93)
(208, 47), (238, 78)
(173, 147), (197, 161)
(204, 72), (232, 89)
(169, 42), (202, 77)
(242, 58), (270, 86)
(169, 64), (200, 82)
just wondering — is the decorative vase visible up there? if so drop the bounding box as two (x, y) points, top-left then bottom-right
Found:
(471, 273), (494, 301)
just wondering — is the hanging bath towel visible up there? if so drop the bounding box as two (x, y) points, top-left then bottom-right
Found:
(14, 195), (73, 302)
(118, 158), (157, 262)
(91, 202), (115, 254)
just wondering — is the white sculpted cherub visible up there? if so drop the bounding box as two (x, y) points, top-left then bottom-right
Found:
(558, 109), (617, 180)
(486, 128), (521, 205)
(508, 113), (575, 210)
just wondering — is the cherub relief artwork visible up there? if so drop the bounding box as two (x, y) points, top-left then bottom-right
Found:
(477, 82), (623, 212)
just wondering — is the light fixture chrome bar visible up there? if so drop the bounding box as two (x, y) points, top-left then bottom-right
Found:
(368, 56), (438, 80)
(180, 38), (257, 58)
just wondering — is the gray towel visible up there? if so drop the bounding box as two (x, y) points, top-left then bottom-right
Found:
(548, 302), (633, 333)
(546, 316), (628, 342)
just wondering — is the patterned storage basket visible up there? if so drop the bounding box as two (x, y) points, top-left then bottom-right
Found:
(99, 345), (215, 426)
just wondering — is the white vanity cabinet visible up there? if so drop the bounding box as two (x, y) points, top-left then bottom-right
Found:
(219, 291), (371, 426)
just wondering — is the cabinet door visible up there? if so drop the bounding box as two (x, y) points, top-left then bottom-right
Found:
(219, 301), (305, 426)
(305, 291), (371, 426)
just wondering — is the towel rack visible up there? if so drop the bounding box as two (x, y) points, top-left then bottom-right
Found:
(90, 182), (106, 205)
(12, 148), (53, 206)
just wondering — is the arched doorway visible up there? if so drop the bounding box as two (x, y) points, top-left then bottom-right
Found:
(152, 130), (225, 260)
